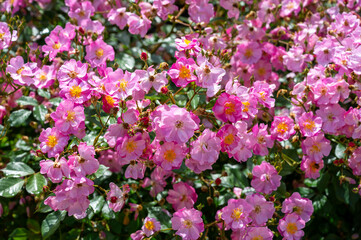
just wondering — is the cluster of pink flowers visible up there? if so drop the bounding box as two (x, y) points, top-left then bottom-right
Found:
(4, 0), (361, 239)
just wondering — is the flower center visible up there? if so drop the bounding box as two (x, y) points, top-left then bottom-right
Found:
(46, 135), (58, 148)
(224, 101), (236, 115)
(68, 71), (78, 79)
(310, 143), (321, 153)
(257, 68), (266, 77)
(66, 111), (76, 122)
(286, 222), (298, 234)
(0, 32), (4, 40)
(110, 196), (118, 203)
(277, 122), (288, 134)
(118, 79), (128, 92)
(95, 48), (104, 58)
(163, 150), (176, 162)
(70, 85), (82, 98)
(310, 162), (320, 172)
(39, 73), (47, 81)
(244, 48), (253, 59)
(242, 101), (250, 112)
(179, 65), (191, 79)
(182, 219), (193, 228)
(254, 205), (261, 214)
(175, 120), (183, 129)
(53, 43), (61, 50)
(125, 140), (137, 153)
(184, 39), (191, 45)
(145, 220), (154, 230)
(224, 133), (234, 145)
(251, 236), (264, 240)
(231, 208), (243, 220)
(16, 67), (24, 75)
(303, 119), (315, 131)
(105, 95), (115, 106)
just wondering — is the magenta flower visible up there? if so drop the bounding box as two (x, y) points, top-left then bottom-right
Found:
(271, 116), (295, 141)
(252, 124), (274, 156)
(99, 149), (122, 173)
(68, 1), (95, 22)
(301, 156), (324, 179)
(142, 167), (172, 197)
(154, 0), (178, 20)
(105, 69), (138, 100)
(142, 217), (161, 237)
(298, 112), (322, 137)
(104, 123), (128, 148)
(57, 59), (88, 85)
(213, 93), (243, 123)
(167, 182), (197, 211)
(175, 37), (200, 52)
(169, 57), (197, 87)
(220, 0), (240, 19)
(237, 41), (262, 64)
(116, 133), (146, 163)
(196, 58), (226, 97)
(39, 127), (69, 158)
(125, 161), (146, 179)
(301, 133), (331, 162)
(153, 105), (199, 144)
(278, 213), (305, 240)
(127, 14), (151, 37)
(59, 79), (91, 104)
(186, 129), (221, 173)
(246, 193), (275, 225)
(0, 22), (17, 50)
(42, 29), (71, 60)
(244, 227), (273, 240)
(85, 39), (115, 67)
(283, 46), (313, 73)
(154, 141), (185, 171)
(107, 182), (128, 212)
(68, 142), (99, 177)
(40, 157), (70, 183)
(282, 192), (314, 222)
(251, 161), (281, 194)
(221, 198), (252, 231)
(107, 8), (129, 29)
(6, 56), (38, 86)
(33, 65), (55, 89)
(217, 124), (240, 154)
(50, 100), (85, 135)
(280, 0), (301, 17)
(314, 38), (336, 66)
(171, 207), (204, 240)
(187, 0), (214, 24)
(136, 66), (168, 92)
(349, 147), (361, 176)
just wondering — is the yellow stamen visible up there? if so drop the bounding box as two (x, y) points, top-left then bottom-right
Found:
(69, 85), (82, 98)
(125, 140), (137, 153)
(184, 39), (191, 45)
(53, 43), (61, 50)
(118, 79), (128, 92)
(182, 219), (193, 228)
(95, 48), (104, 58)
(224, 102), (236, 115)
(286, 222), (298, 234)
(277, 122), (288, 134)
(145, 220), (154, 230)
(179, 65), (191, 79)
(46, 135), (58, 148)
(224, 134), (234, 145)
(163, 150), (176, 163)
(66, 111), (76, 122)
(231, 208), (243, 220)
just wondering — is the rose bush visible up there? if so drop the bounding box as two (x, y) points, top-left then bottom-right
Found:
(1, 0), (361, 239)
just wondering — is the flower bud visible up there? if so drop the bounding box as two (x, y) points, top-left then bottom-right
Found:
(161, 86), (168, 94)
(140, 52), (148, 61)
(207, 196), (213, 206)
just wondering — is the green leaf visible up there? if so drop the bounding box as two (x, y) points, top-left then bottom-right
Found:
(9, 228), (29, 240)
(8, 109), (32, 127)
(41, 211), (66, 239)
(37, 88), (51, 99)
(1, 162), (34, 177)
(49, 97), (62, 107)
(0, 177), (24, 198)
(33, 105), (48, 122)
(16, 96), (38, 106)
(26, 173), (47, 195)
(335, 143), (346, 159)
(90, 195), (105, 214)
(94, 164), (109, 179)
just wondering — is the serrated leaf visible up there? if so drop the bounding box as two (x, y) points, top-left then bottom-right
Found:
(26, 173), (47, 195)
(16, 96), (38, 106)
(0, 177), (24, 198)
(41, 211), (66, 239)
(33, 105), (48, 122)
(38, 88), (51, 99)
(1, 162), (34, 177)
(8, 110), (32, 127)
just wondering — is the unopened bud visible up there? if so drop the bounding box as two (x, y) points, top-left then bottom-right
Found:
(161, 86), (168, 94)
(201, 185), (208, 192)
(140, 52), (148, 61)
(159, 62), (169, 70)
(207, 196), (213, 205)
